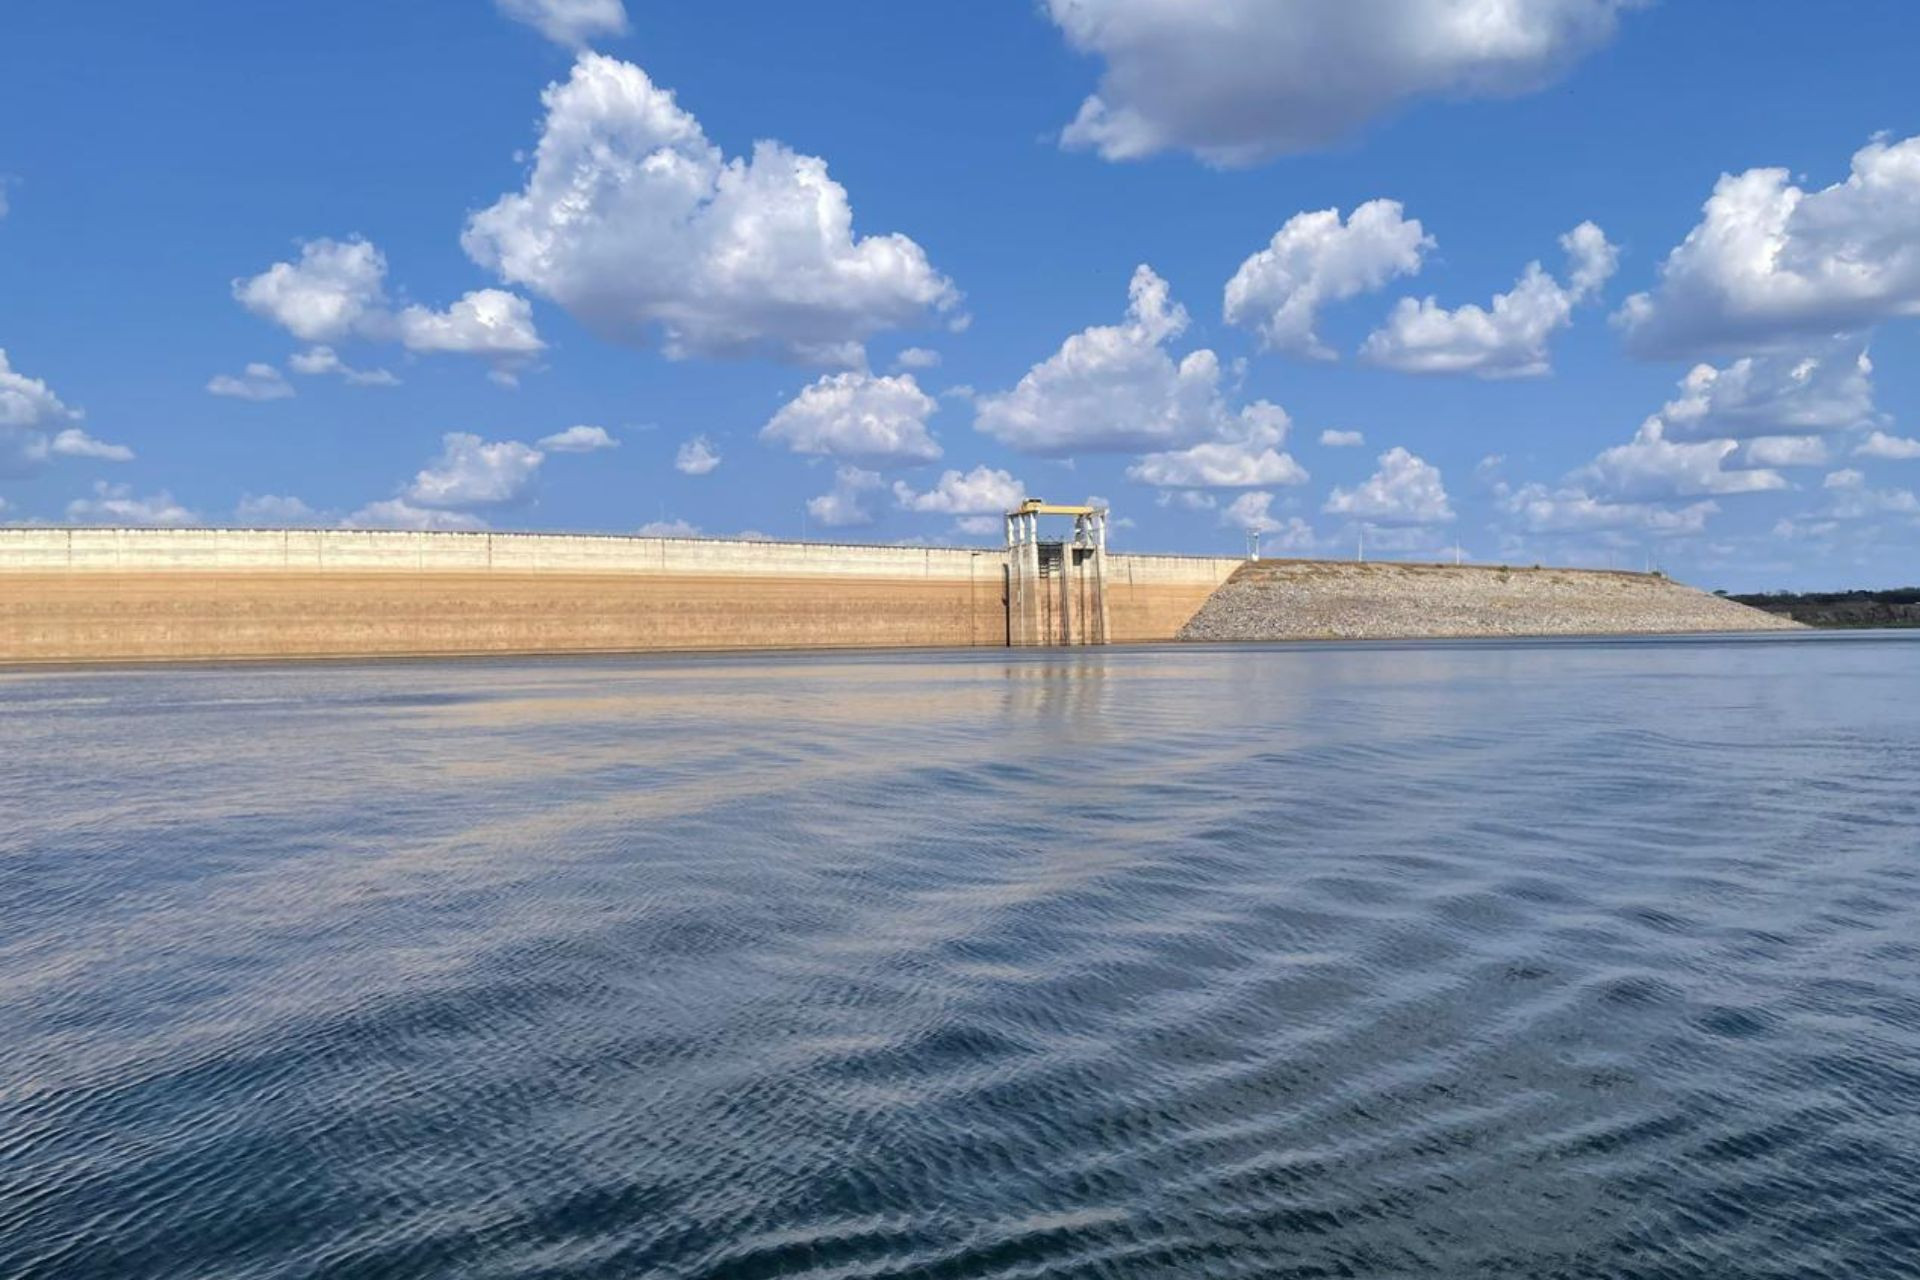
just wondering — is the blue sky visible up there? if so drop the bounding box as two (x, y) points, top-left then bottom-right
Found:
(4, 1), (1919, 590)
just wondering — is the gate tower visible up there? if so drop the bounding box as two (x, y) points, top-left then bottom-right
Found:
(1004, 500), (1111, 647)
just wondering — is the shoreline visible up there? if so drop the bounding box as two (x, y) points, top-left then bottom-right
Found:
(0, 626), (1851, 676)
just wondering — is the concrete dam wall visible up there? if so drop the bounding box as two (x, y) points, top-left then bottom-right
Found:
(0, 528), (1241, 664)
(1180, 560), (1801, 642)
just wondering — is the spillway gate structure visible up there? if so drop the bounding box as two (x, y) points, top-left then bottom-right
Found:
(1005, 500), (1111, 647)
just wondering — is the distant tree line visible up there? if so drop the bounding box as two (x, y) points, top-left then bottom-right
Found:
(1718, 588), (1920, 628)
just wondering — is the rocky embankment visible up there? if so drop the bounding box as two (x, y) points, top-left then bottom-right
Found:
(1179, 561), (1803, 642)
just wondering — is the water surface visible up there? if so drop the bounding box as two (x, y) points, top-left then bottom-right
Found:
(4, 635), (1919, 1277)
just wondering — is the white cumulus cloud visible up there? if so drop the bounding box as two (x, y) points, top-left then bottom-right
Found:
(1320, 429), (1365, 448)
(674, 435), (722, 475)
(343, 499), (489, 532)
(1324, 447), (1455, 524)
(496, 0), (628, 48)
(1618, 134), (1920, 356)
(236, 238), (541, 375)
(1500, 483), (1717, 536)
(49, 428), (134, 462)
(1159, 489), (1217, 512)
(405, 433), (545, 510)
(1561, 346), (1859, 508)
(207, 363), (295, 401)
(1855, 430), (1920, 461)
(637, 518), (702, 537)
(1574, 418), (1788, 500)
(1127, 401), (1308, 488)
(234, 238), (388, 344)
(763, 371), (941, 466)
(806, 466), (884, 528)
(1772, 517), (1840, 543)
(1, 348), (81, 429)
(463, 54), (957, 366)
(893, 347), (941, 370)
(1829, 483), (1920, 520)
(0, 352), (135, 477)
(1220, 492), (1280, 533)
(1220, 491), (1313, 545)
(1224, 201), (1432, 359)
(977, 265), (1254, 455)
(66, 481), (196, 527)
(1264, 516), (1321, 552)
(1658, 342), (1879, 441)
(289, 346), (399, 387)
(1743, 435), (1829, 469)
(396, 290), (545, 359)
(1049, 0), (1640, 165)
(538, 424), (618, 453)
(892, 465), (1025, 515)
(1361, 222), (1617, 377)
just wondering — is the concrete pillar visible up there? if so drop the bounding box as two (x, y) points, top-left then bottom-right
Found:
(1091, 513), (1111, 645)
(1004, 514), (1020, 647)
(1008, 512), (1028, 647)
(1024, 515), (1041, 646)
(1058, 541), (1075, 645)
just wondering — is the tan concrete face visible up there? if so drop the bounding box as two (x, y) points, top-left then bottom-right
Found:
(0, 572), (1002, 661)
(1104, 554), (1241, 643)
(0, 530), (1244, 664)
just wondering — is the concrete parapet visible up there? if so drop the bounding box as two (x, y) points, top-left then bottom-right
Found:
(0, 528), (999, 579)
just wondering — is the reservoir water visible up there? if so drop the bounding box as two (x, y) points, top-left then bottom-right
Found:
(3, 635), (1918, 1278)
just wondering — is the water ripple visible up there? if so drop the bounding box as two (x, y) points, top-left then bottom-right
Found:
(3, 635), (1919, 1277)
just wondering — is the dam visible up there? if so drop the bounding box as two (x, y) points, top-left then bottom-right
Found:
(0, 524), (1793, 665)
(0, 526), (1236, 664)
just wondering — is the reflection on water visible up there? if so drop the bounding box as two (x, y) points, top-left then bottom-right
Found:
(4, 636), (1920, 1278)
